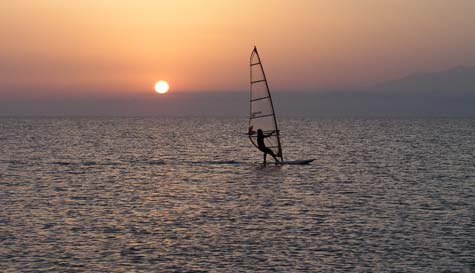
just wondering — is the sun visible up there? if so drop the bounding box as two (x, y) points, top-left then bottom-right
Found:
(154, 80), (169, 94)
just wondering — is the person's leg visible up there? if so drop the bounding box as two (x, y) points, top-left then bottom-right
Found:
(263, 152), (267, 164)
(266, 148), (279, 162)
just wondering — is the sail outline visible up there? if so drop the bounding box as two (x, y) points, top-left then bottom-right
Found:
(248, 46), (283, 161)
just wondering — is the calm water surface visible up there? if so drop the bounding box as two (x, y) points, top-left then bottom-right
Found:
(1, 117), (474, 272)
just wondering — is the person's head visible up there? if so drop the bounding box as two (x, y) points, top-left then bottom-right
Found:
(257, 129), (263, 137)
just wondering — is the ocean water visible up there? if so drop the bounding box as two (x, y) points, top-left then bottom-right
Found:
(1, 117), (474, 272)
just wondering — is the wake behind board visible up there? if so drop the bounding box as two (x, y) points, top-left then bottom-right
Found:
(276, 159), (315, 165)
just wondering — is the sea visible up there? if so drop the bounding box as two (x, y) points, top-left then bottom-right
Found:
(1, 117), (474, 272)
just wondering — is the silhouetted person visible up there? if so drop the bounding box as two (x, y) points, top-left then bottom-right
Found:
(256, 129), (279, 163)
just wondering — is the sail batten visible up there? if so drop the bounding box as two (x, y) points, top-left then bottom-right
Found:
(251, 79), (267, 84)
(248, 47), (283, 160)
(250, 113), (275, 119)
(250, 96), (270, 102)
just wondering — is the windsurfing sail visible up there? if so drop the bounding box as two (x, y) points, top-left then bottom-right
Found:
(248, 46), (283, 161)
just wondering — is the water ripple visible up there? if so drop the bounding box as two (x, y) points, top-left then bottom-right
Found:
(0, 117), (474, 272)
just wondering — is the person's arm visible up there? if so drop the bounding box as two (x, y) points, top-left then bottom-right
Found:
(264, 130), (278, 138)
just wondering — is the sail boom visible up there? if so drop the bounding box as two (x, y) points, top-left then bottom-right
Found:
(249, 130), (277, 135)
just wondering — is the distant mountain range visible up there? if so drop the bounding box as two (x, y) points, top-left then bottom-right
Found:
(372, 65), (475, 96)
(274, 65), (475, 117)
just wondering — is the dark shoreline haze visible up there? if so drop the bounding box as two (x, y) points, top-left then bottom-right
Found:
(2, 66), (475, 117)
(2, 90), (475, 117)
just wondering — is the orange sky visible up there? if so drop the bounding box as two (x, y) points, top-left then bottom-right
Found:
(1, 0), (475, 98)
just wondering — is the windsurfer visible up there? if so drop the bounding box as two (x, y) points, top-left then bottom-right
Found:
(256, 129), (280, 163)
